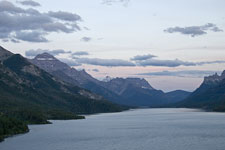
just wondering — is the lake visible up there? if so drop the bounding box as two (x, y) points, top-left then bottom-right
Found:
(1, 108), (225, 150)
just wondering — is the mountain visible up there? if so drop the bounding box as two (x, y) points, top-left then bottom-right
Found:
(177, 71), (225, 111)
(164, 90), (191, 103)
(30, 53), (124, 102)
(101, 78), (191, 106)
(30, 53), (190, 107)
(0, 46), (127, 122)
(100, 77), (163, 106)
(101, 77), (154, 95)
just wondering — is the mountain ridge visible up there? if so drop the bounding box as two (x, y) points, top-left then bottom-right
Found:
(30, 52), (191, 107)
(0, 46), (128, 123)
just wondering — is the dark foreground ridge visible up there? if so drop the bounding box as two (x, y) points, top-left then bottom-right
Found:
(0, 46), (128, 142)
(0, 114), (29, 142)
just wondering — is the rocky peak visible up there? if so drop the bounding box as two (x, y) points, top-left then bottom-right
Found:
(126, 78), (154, 90)
(31, 53), (69, 72)
(30, 53), (100, 86)
(203, 71), (225, 85)
(221, 70), (225, 78)
(109, 77), (154, 90)
(100, 77), (155, 96)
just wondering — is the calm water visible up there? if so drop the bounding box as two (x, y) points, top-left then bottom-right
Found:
(1, 108), (225, 150)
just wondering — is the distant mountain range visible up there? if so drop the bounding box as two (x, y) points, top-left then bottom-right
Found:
(177, 71), (225, 111)
(0, 46), (127, 123)
(30, 52), (191, 107)
(3, 44), (224, 113)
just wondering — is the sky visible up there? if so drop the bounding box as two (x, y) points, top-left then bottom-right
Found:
(0, 0), (225, 92)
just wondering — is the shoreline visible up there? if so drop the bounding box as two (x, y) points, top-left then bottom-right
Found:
(0, 108), (129, 142)
(1, 107), (223, 143)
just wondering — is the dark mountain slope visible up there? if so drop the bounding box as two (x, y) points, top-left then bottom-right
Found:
(164, 90), (191, 103)
(0, 47), (128, 122)
(177, 71), (225, 111)
(29, 53), (122, 103)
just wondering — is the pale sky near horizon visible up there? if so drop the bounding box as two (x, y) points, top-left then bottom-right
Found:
(1, 0), (225, 92)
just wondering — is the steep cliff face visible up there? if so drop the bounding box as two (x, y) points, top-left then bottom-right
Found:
(203, 72), (225, 85)
(177, 71), (225, 111)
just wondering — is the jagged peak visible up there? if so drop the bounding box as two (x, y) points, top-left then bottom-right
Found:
(203, 71), (225, 84)
(30, 52), (71, 73)
(109, 77), (154, 90)
(111, 77), (148, 83)
(221, 70), (225, 77)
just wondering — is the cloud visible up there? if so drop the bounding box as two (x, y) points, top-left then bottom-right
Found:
(17, 0), (41, 7)
(11, 39), (20, 43)
(136, 58), (196, 67)
(102, 0), (130, 6)
(92, 69), (99, 72)
(0, 1), (82, 43)
(196, 60), (225, 65)
(131, 54), (225, 67)
(25, 49), (71, 57)
(97, 38), (104, 40)
(48, 11), (81, 22)
(2, 39), (9, 42)
(80, 37), (92, 42)
(72, 51), (89, 56)
(67, 52), (225, 67)
(131, 54), (195, 67)
(164, 23), (223, 37)
(76, 58), (135, 67)
(15, 31), (48, 42)
(58, 58), (81, 66)
(130, 54), (156, 61)
(0, 1), (26, 14)
(138, 70), (220, 78)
